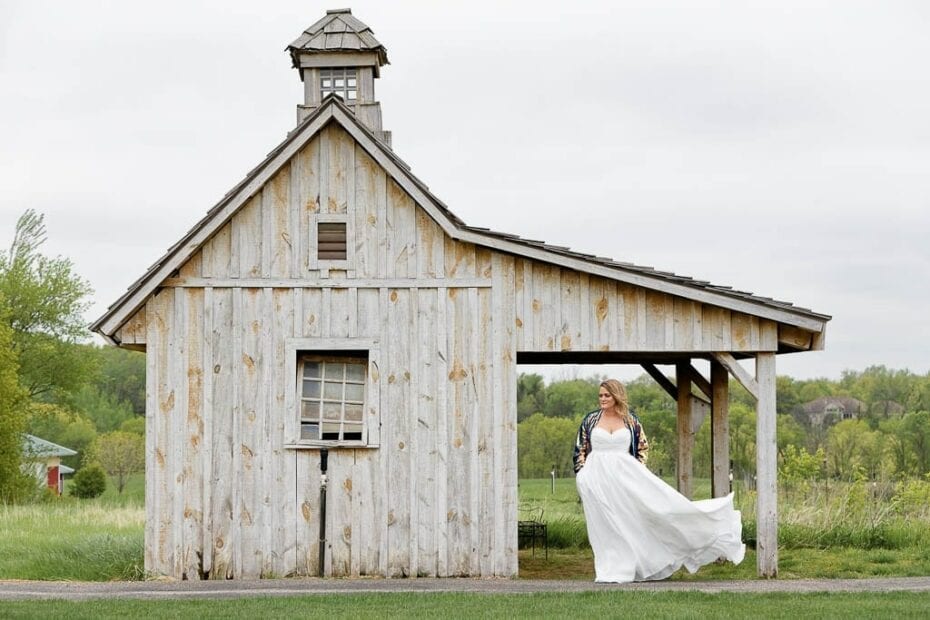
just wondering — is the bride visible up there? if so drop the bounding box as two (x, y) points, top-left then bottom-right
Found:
(573, 379), (745, 583)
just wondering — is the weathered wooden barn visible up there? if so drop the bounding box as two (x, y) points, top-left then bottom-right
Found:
(92, 9), (830, 580)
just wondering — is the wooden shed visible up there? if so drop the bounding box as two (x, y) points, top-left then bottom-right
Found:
(92, 9), (830, 580)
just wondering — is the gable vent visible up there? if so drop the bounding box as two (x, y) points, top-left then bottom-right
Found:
(318, 222), (347, 260)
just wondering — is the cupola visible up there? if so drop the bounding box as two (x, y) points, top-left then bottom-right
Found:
(288, 9), (391, 145)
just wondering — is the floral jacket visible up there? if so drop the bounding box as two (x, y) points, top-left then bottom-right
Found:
(572, 408), (649, 473)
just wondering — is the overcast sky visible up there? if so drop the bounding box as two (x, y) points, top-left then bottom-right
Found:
(1, 1), (928, 382)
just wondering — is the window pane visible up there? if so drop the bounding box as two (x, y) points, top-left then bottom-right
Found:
(345, 364), (365, 382)
(322, 402), (342, 421)
(347, 90), (357, 100)
(323, 381), (343, 400)
(343, 422), (362, 441)
(302, 380), (320, 399)
(347, 77), (356, 87)
(323, 362), (345, 381)
(303, 362), (321, 378)
(335, 78), (344, 88)
(344, 383), (364, 402)
(300, 423), (319, 440)
(301, 400), (320, 419)
(345, 404), (363, 422)
(321, 79), (331, 88)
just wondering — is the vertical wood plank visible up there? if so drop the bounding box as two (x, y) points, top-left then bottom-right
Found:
(182, 289), (205, 579)
(234, 196), (263, 278)
(756, 352), (778, 577)
(435, 287), (449, 575)
(264, 165), (291, 278)
(644, 290), (666, 349)
(577, 272), (590, 351)
(676, 362), (694, 499)
(386, 288), (412, 576)
(559, 269), (579, 351)
(476, 282), (495, 575)
(416, 287), (437, 575)
(416, 208), (444, 279)
(354, 147), (380, 278)
(200, 288), (214, 577)
(209, 288), (234, 578)
(298, 138), (321, 276)
(711, 359), (731, 498)
(273, 289), (296, 576)
(143, 298), (158, 574)
(238, 289), (263, 577)
(494, 254), (518, 575)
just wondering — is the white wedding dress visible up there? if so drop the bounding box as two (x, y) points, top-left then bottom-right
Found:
(576, 426), (745, 583)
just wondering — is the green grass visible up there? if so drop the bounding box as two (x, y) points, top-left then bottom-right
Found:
(0, 475), (144, 581)
(2, 592), (930, 619)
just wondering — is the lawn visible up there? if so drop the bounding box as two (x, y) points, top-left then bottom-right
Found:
(2, 474), (929, 581)
(3, 592), (930, 619)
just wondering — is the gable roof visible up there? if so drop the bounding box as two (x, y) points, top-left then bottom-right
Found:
(288, 9), (389, 68)
(24, 434), (77, 458)
(92, 95), (830, 342)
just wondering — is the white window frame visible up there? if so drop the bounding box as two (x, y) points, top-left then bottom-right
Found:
(309, 213), (354, 274)
(320, 67), (358, 102)
(285, 338), (380, 449)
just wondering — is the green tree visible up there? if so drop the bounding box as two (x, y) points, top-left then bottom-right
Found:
(0, 210), (95, 398)
(71, 464), (106, 498)
(0, 300), (30, 503)
(66, 384), (134, 433)
(825, 419), (876, 479)
(92, 431), (144, 493)
(518, 413), (578, 478)
(901, 411), (930, 476)
(543, 378), (598, 418)
(93, 345), (146, 415)
(25, 402), (97, 469)
(517, 373), (547, 422)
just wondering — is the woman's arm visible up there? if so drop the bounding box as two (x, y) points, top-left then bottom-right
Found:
(573, 415), (590, 473)
(635, 419), (649, 464)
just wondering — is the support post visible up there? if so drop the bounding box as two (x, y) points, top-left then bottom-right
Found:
(710, 359), (730, 498)
(755, 352), (777, 577)
(675, 362), (693, 499)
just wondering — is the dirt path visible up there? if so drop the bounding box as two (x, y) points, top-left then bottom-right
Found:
(2, 577), (930, 601)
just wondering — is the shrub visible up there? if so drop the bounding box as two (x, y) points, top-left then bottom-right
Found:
(71, 464), (107, 498)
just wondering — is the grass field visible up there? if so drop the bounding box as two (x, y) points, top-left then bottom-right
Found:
(1, 474), (929, 582)
(3, 592), (930, 619)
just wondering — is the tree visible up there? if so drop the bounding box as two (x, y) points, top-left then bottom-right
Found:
(825, 419), (876, 479)
(66, 384), (134, 433)
(518, 413), (577, 478)
(71, 464), (107, 498)
(901, 411), (930, 476)
(25, 402), (97, 469)
(517, 373), (547, 422)
(543, 378), (599, 418)
(0, 299), (30, 503)
(0, 210), (95, 398)
(92, 431), (144, 493)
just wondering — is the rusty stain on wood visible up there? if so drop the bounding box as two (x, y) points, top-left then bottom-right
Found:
(301, 502), (312, 522)
(343, 478), (353, 493)
(596, 296), (609, 323)
(560, 334), (572, 350)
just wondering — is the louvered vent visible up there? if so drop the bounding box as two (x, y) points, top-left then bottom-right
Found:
(318, 222), (347, 260)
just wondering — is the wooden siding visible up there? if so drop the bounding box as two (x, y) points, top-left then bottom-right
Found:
(142, 124), (782, 580)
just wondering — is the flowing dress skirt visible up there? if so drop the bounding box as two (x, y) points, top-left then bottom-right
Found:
(576, 427), (745, 583)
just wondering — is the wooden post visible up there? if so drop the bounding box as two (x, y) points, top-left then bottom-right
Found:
(710, 360), (730, 498)
(675, 362), (693, 499)
(755, 352), (777, 577)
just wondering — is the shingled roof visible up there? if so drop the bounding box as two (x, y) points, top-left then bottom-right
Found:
(288, 8), (389, 68)
(91, 95), (830, 342)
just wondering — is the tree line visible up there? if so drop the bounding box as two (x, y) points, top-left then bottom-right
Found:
(0, 211), (145, 501)
(518, 368), (930, 482)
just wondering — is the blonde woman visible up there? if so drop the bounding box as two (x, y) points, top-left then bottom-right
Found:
(573, 379), (745, 583)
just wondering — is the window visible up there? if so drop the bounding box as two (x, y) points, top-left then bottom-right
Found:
(317, 222), (347, 260)
(320, 68), (357, 101)
(298, 354), (367, 442)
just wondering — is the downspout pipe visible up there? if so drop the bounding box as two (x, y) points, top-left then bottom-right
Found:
(319, 448), (329, 577)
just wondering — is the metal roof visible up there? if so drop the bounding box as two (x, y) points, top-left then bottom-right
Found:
(24, 434), (77, 458)
(288, 9), (389, 67)
(91, 95), (830, 340)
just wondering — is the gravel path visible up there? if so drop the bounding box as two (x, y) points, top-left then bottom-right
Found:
(1, 577), (929, 601)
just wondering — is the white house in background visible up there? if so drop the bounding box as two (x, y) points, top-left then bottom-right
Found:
(23, 434), (77, 496)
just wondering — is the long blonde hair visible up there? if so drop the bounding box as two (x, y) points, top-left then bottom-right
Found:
(600, 379), (630, 424)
